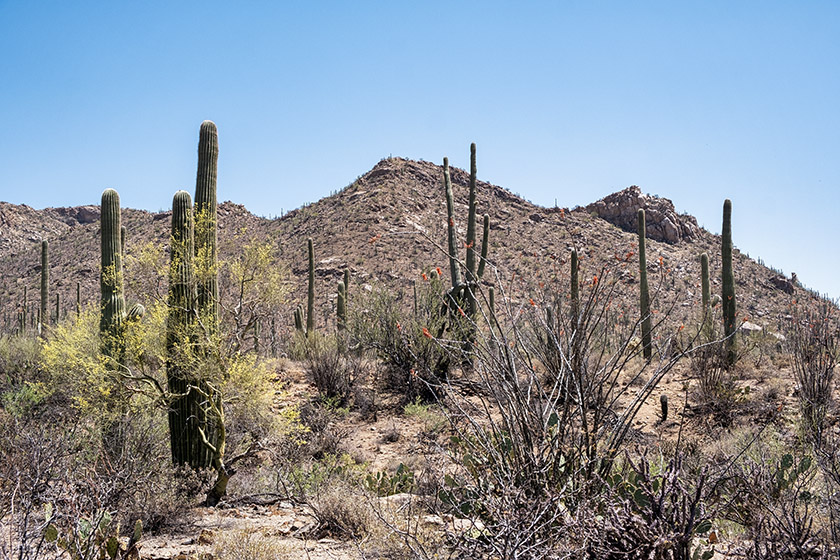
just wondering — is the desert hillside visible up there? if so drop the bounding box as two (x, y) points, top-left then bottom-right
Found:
(0, 157), (803, 338)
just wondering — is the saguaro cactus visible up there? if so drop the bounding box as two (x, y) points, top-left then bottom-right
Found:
(442, 148), (490, 314)
(638, 209), (652, 360)
(570, 248), (580, 333)
(167, 190), (199, 468)
(76, 282), (81, 317)
(337, 280), (346, 331)
(443, 158), (463, 293)
(722, 199), (736, 365)
(344, 269), (351, 304)
(40, 240), (48, 333)
(22, 286), (27, 334)
(465, 144), (478, 315)
(700, 252), (711, 340)
(660, 394), (669, 423)
(307, 238), (315, 333)
(195, 120), (219, 329)
(569, 248), (583, 375)
(294, 306), (304, 333)
(100, 188), (126, 361)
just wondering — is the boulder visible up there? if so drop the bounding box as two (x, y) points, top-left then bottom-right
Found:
(586, 186), (700, 244)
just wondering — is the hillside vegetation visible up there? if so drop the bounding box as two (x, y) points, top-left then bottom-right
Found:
(1, 122), (838, 560)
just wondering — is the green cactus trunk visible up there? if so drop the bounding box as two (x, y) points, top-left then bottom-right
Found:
(489, 286), (495, 318)
(343, 269), (351, 303)
(337, 280), (346, 331)
(254, 318), (260, 354)
(120, 225), (126, 257)
(100, 188), (126, 362)
(54, 293), (59, 324)
(192, 121), (223, 473)
(722, 199), (736, 366)
(638, 209), (652, 360)
(443, 157), (463, 293)
(195, 120), (219, 332)
(570, 248), (582, 377)
(294, 307), (304, 333)
(660, 394), (668, 423)
(570, 249), (580, 333)
(307, 238), (315, 334)
(700, 252), (711, 341)
(76, 282), (81, 317)
(166, 190), (210, 469)
(21, 286), (27, 334)
(477, 214), (490, 280)
(40, 240), (48, 334)
(465, 144), (478, 317)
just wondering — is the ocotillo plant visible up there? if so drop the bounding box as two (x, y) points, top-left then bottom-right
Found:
(100, 188), (126, 362)
(40, 240), (48, 333)
(700, 252), (711, 340)
(307, 238), (315, 333)
(638, 209), (652, 360)
(722, 199), (736, 366)
(195, 120), (219, 330)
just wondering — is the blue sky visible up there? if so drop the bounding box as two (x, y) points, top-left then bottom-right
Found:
(1, 1), (838, 298)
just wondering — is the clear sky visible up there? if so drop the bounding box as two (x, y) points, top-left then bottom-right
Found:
(1, 2), (838, 298)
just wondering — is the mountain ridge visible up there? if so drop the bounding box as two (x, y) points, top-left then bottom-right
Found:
(0, 157), (805, 340)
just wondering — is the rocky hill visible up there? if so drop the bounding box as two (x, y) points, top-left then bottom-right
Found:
(0, 157), (804, 340)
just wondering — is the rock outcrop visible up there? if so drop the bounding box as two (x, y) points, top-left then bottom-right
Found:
(586, 186), (700, 244)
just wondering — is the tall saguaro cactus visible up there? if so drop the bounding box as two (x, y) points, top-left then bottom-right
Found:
(40, 240), (48, 333)
(195, 120), (219, 329)
(465, 144), (479, 316)
(443, 158), (463, 293)
(700, 252), (711, 340)
(570, 248), (583, 377)
(442, 148), (490, 314)
(307, 238), (315, 333)
(638, 209), (652, 360)
(100, 188), (126, 361)
(337, 280), (346, 331)
(721, 199), (736, 366)
(166, 191), (196, 468)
